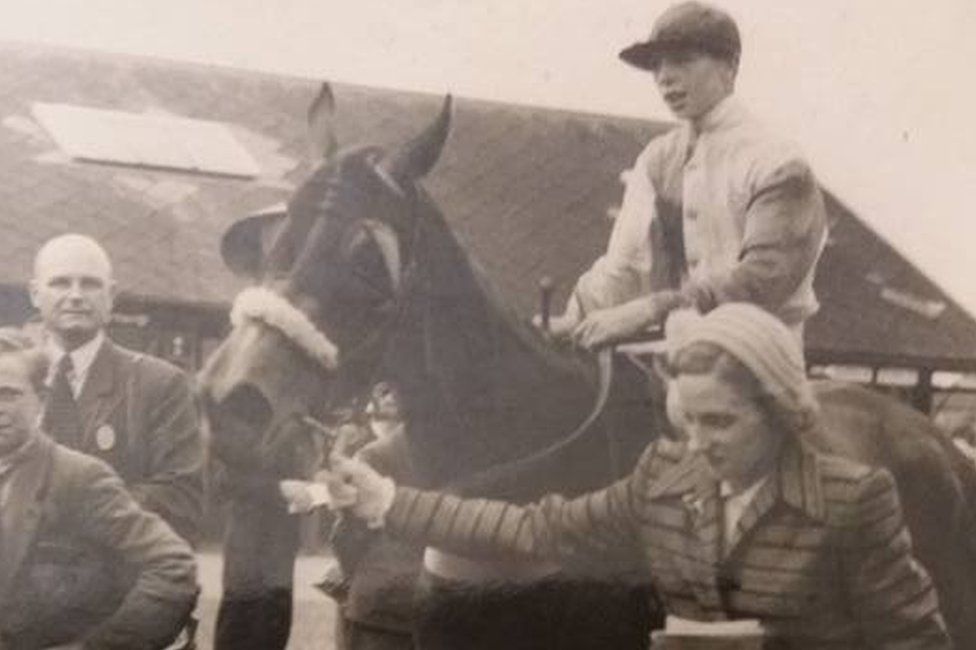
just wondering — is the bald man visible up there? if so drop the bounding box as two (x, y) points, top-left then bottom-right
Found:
(29, 234), (204, 546)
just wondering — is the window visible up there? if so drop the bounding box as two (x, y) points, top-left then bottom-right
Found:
(33, 102), (260, 178)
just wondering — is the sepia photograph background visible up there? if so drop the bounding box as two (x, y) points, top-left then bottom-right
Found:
(0, 1), (973, 647)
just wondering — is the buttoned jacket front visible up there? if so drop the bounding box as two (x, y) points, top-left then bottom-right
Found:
(55, 338), (204, 544)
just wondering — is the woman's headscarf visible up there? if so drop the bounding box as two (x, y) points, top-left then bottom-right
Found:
(666, 303), (818, 430)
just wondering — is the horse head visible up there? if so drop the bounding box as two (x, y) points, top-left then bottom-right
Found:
(198, 86), (452, 472)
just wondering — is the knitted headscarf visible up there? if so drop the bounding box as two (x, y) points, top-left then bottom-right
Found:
(666, 304), (818, 431)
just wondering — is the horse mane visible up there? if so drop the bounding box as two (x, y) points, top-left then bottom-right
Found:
(380, 188), (605, 491)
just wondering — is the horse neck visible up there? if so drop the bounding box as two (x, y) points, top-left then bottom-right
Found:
(382, 207), (599, 487)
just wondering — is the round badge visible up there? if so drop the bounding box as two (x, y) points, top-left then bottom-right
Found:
(95, 424), (116, 451)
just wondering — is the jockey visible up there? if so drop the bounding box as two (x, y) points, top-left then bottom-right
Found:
(537, 1), (827, 348)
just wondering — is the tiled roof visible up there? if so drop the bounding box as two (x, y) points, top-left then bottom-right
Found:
(2, 42), (975, 368)
(807, 193), (976, 369)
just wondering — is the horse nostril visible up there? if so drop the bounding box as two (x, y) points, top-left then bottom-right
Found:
(219, 384), (273, 434)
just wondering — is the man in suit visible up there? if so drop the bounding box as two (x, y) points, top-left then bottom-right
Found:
(29, 233), (203, 545)
(0, 328), (198, 649)
(30, 233), (204, 648)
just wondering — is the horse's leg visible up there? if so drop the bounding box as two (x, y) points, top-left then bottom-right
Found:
(337, 617), (416, 650)
(215, 498), (300, 650)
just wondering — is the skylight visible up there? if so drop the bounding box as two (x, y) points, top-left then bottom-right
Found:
(32, 102), (260, 178)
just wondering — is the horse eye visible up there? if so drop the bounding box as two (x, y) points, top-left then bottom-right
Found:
(346, 230), (393, 295)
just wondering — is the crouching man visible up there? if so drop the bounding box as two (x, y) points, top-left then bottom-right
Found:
(0, 329), (198, 649)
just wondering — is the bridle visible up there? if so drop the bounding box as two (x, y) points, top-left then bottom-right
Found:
(227, 165), (425, 449)
(230, 286), (340, 370)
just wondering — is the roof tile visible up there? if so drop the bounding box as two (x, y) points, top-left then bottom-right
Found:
(1, 42), (974, 366)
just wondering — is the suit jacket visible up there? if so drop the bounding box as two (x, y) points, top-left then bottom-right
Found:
(0, 433), (198, 649)
(386, 438), (951, 649)
(65, 338), (204, 544)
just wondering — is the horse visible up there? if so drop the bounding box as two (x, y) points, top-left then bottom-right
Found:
(200, 90), (659, 650)
(198, 88), (976, 649)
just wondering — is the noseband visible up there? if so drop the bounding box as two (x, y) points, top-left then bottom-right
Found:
(230, 286), (340, 371)
(229, 164), (423, 380)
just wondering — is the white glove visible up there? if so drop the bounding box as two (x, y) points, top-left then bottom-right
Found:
(279, 480), (322, 514)
(327, 455), (396, 529)
(532, 311), (580, 340)
(532, 291), (584, 341)
(571, 294), (677, 349)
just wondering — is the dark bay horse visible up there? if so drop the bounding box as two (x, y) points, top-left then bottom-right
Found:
(200, 93), (657, 649)
(198, 90), (976, 648)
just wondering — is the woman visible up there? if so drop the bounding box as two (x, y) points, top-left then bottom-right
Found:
(326, 303), (951, 648)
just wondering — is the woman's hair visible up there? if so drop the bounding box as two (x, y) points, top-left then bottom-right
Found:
(671, 341), (815, 436)
(0, 327), (49, 394)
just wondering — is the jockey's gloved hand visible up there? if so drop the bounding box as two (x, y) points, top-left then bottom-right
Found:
(532, 311), (579, 340)
(533, 289), (584, 341)
(572, 291), (680, 349)
(326, 454), (396, 529)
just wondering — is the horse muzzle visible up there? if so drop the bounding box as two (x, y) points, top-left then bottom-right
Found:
(198, 319), (333, 446)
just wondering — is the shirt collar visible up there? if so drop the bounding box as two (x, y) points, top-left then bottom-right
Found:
(716, 440), (825, 522)
(46, 330), (106, 387)
(689, 94), (748, 136)
(658, 438), (826, 523)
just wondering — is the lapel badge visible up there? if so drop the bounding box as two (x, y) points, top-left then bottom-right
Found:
(95, 424), (116, 451)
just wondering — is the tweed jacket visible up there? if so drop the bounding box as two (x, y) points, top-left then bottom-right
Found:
(58, 338), (204, 544)
(386, 438), (951, 649)
(0, 433), (198, 649)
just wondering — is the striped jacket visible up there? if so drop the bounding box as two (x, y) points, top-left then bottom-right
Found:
(386, 439), (951, 649)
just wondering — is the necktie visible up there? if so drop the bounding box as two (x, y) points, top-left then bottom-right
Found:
(683, 127), (699, 165)
(43, 355), (82, 448)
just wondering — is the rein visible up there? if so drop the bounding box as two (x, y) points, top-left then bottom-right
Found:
(453, 329), (672, 495)
(456, 347), (617, 496)
(230, 181), (638, 491)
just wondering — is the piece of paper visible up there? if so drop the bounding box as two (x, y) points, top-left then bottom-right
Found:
(306, 483), (334, 509)
(664, 615), (766, 637)
(285, 482), (335, 514)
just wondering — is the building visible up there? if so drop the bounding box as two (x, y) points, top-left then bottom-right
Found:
(2, 42), (974, 414)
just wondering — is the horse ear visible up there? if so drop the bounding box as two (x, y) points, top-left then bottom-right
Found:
(378, 94), (452, 186)
(221, 205), (289, 278)
(308, 82), (338, 160)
